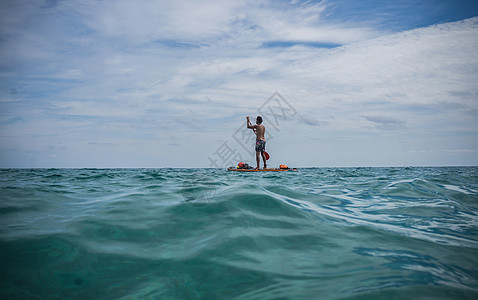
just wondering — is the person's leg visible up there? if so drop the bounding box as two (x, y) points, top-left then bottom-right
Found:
(261, 151), (267, 169)
(255, 151), (260, 169)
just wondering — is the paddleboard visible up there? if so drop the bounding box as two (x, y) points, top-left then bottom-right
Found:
(227, 167), (297, 172)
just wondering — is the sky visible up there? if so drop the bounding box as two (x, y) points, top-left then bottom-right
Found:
(0, 0), (477, 168)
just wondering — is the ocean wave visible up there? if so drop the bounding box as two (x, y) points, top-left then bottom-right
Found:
(1, 168), (478, 299)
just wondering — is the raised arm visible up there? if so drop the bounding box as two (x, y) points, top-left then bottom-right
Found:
(246, 116), (256, 129)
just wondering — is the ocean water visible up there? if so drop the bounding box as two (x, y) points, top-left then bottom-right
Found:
(1, 167), (478, 299)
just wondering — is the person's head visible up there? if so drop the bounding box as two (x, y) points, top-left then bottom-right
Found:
(256, 116), (263, 124)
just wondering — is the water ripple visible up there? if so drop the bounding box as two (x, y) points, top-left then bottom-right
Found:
(1, 167), (478, 299)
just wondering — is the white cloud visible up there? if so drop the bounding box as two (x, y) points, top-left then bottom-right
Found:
(445, 149), (476, 153)
(64, 0), (379, 47)
(80, 0), (244, 42)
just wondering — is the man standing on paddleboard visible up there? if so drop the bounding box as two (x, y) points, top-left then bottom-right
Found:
(247, 116), (267, 169)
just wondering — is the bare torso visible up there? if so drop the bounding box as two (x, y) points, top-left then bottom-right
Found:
(254, 124), (265, 141)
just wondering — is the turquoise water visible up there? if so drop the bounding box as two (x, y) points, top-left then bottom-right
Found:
(1, 167), (478, 299)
